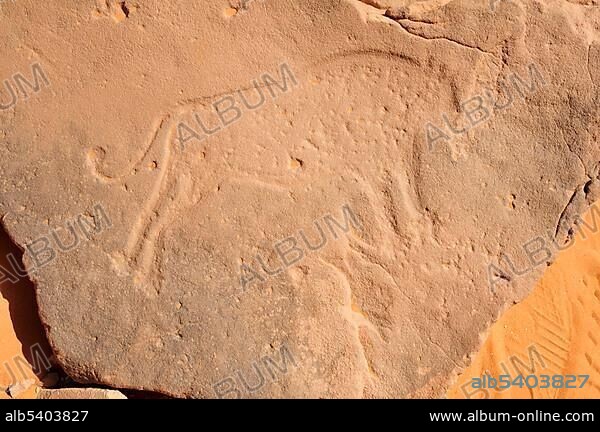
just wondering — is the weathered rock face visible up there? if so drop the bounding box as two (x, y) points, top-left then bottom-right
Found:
(0, 0), (598, 398)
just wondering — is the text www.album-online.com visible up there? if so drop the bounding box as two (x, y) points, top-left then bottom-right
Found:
(429, 411), (595, 422)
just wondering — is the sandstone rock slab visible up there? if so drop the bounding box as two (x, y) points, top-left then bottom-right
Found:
(0, 0), (599, 398)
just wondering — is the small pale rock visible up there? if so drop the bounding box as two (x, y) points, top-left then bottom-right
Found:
(7, 379), (35, 398)
(37, 388), (127, 400)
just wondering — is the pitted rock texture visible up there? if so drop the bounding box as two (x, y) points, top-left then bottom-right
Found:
(0, 0), (599, 398)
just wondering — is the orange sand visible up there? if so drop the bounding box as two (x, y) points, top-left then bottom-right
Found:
(449, 202), (600, 399)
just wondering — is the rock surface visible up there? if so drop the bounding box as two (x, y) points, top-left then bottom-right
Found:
(0, 0), (599, 398)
